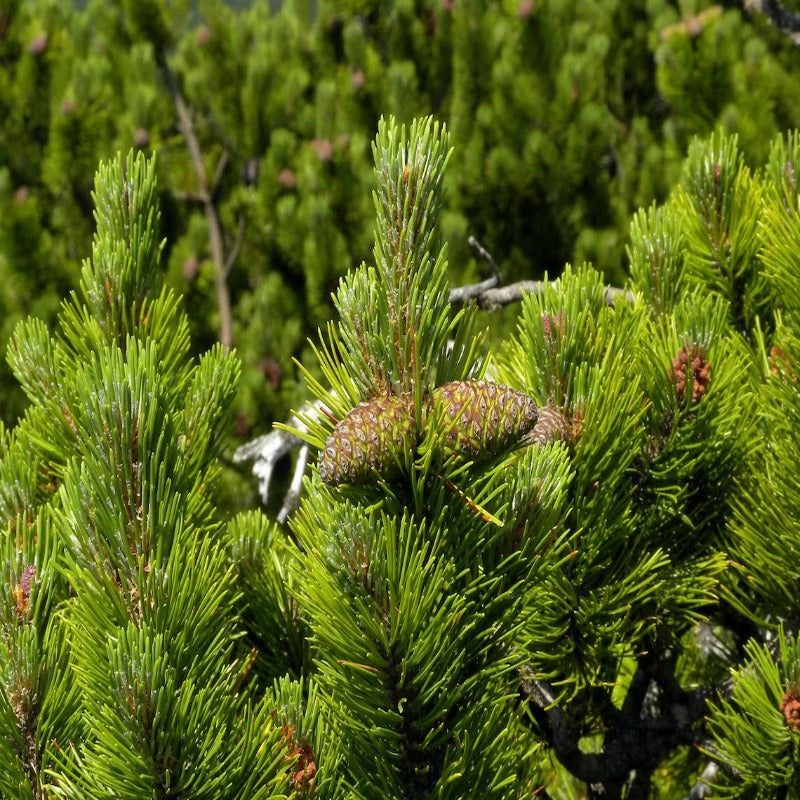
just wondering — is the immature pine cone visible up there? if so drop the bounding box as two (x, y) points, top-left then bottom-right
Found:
(769, 346), (797, 381)
(431, 380), (539, 459)
(671, 345), (711, 404)
(13, 564), (36, 621)
(319, 394), (414, 485)
(780, 690), (800, 732)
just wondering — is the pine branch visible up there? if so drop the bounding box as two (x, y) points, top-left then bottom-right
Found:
(237, 261), (632, 514)
(520, 652), (711, 792)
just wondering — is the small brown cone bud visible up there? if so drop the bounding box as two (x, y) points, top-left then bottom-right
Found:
(134, 127), (150, 149)
(260, 357), (282, 390)
(278, 168), (297, 188)
(350, 69), (365, 90)
(291, 742), (316, 796)
(310, 138), (333, 162)
(28, 34), (47, 56)
(780, 690), (800, 732)
(319, 394), (414, 485)
(182, 257), (199, 281)
(670, 344), (711, 404)
(431, 380), (538, 459)
(770, 346), (797, 381)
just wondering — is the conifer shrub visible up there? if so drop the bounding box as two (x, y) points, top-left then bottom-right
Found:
(3, 0), (800, 441)
(6, 114), (800, 797)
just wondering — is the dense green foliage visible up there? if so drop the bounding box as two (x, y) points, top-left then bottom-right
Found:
(3, 0), (800, 440)
(6, 113), (800, 796)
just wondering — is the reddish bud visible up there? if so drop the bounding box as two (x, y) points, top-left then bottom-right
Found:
(670, 344), (711, 404)
(278, 168), (297, 188)
(310, 138), (333, 162)
(291, 742), (317, 795)
(13, 565), (36, 620)
(542, 311), (565, 341)
(28, 34), (47, 56)
(260, 358), (282, 390)
(685, 15), (702, 37)
(518, 0), (535, 18)
(781, 691), (800, 731)
(134, 128), (150, 149)
(234, 411), (251, 438)
(351, 69), (365, 90)
(182, 257), (199, 281)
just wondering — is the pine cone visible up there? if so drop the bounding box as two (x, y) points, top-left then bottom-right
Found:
(318, 394), (414, 485)
(671, 344), (711, 404)
(430, 380), (539, 459)
(524, 405), (571, 445)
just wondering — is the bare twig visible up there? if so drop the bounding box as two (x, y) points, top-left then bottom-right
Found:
(448, 275), (499, 305)
(163, 65), (236, 349)
(233, 426), (302, 506)
(468, 235), (502, 278)
(224, 214), (246, 278)
(172, 190), (204, 203)
(277, 443), (309, 524)
(211, 149), (230, 196)
(519, 653), (710, 792)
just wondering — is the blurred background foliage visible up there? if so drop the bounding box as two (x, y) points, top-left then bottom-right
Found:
(2, 0), (799, 499)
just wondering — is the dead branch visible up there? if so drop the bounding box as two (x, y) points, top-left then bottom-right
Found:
(468, 235), (502, 278)
(162, 64), (236, 349)
(682, 761), (721, 800)
(746, 0), (800, 42)
(450, 278), (634, 310)
(224, 214), (246, 278)
(233, 402), (320, 509)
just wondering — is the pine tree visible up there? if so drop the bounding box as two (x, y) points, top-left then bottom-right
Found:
(9, 67), (800, 800)
(281, 119), (800, 797)
(0, 152), (304, 797)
